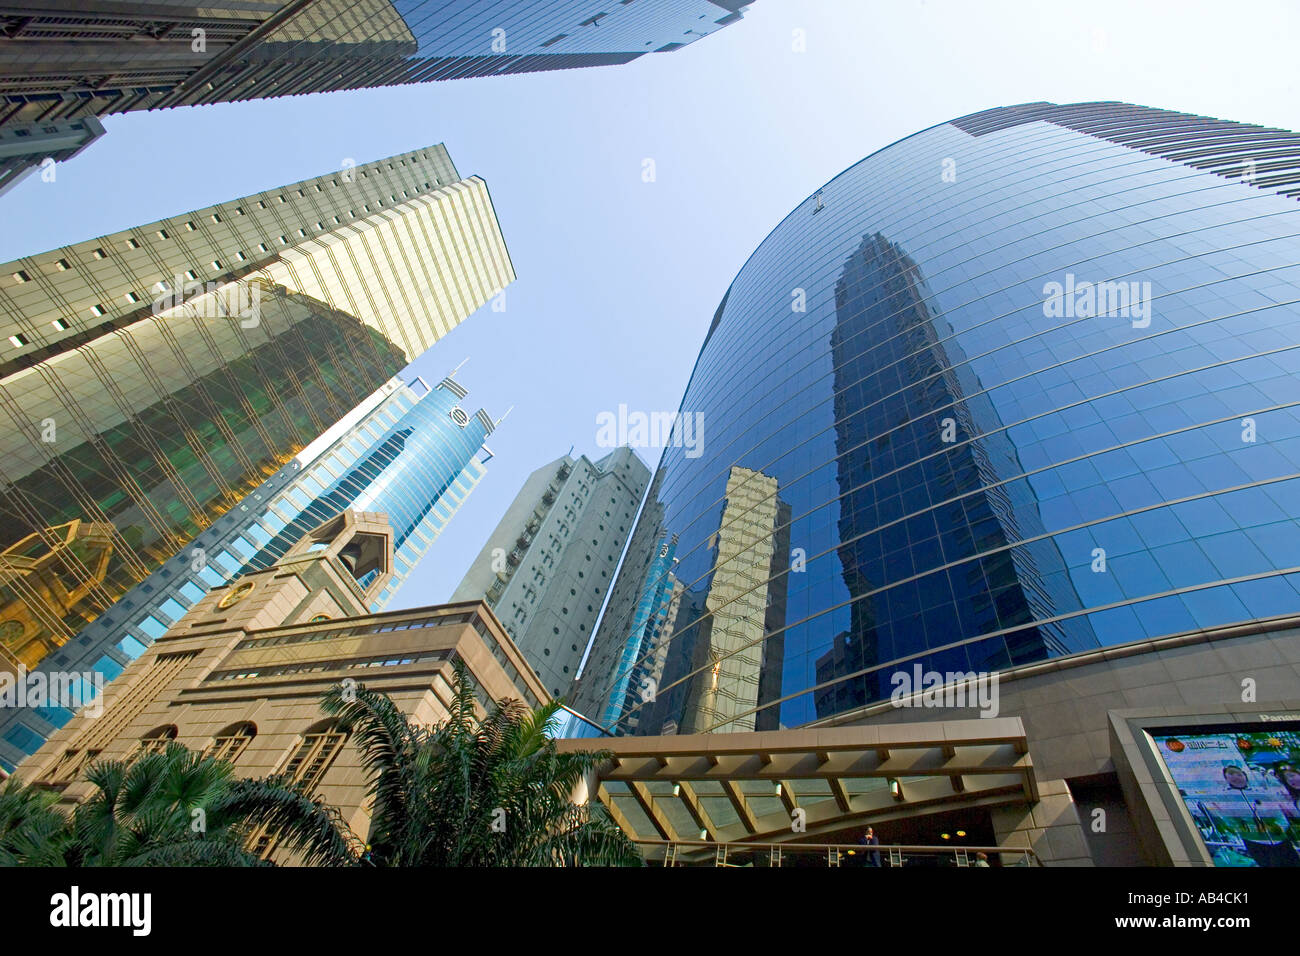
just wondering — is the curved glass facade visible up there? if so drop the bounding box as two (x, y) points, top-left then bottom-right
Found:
(577, 101), (1300, 735)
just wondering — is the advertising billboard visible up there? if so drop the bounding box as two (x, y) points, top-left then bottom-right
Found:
(1152, 726), (1300, 867)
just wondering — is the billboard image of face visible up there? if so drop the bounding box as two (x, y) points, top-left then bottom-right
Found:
(1153, 727), (1300, 867)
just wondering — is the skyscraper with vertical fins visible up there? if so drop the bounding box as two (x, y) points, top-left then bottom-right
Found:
(0, 144), (512, 709)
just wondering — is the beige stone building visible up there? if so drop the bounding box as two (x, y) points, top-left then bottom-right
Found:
(17, 509), (547, 858)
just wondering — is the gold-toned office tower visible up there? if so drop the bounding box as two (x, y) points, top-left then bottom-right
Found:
(0, 144), (513, 680)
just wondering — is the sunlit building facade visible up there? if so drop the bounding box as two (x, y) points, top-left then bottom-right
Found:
(0, 371), (497, 771)
(452, 446), (648, 699)
(14, 509), (548, 862)
(0, 144), (512, 690)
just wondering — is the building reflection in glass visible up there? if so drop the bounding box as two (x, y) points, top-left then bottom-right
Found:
(577, 102), (1300, 737)
(0, 286), (406, 674)
(815, 233), (1094, 719)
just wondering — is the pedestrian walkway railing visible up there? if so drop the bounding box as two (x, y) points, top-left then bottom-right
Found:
(635, 839), (1042, 867)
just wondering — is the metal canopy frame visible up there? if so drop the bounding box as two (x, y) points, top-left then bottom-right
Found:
(557, 717), (1036, 845)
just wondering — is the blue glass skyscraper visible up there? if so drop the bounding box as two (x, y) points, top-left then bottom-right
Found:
(0, 1), (751, 148)
(576, 101), (1300, 735)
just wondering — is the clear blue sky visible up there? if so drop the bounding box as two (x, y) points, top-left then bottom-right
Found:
(2, 0), (1298, 609)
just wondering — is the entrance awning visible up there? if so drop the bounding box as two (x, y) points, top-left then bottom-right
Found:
(556, 717), (1035, 844)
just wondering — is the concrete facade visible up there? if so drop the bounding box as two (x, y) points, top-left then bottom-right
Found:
(453, 446), (649, 698)
(14, 509), (547, 861)
(810, 616), (1300, 865)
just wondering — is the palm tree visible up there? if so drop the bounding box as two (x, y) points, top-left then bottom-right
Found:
(0, 743), (343, 866)
(1, 662), (641, 867)
(271, 659), (642, 866)
(0, 774), (70, 866)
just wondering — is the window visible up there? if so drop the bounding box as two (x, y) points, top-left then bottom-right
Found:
(125, 291), (140, 303)
(204, 722), (256, 763)
(51, 318), (69, 331)
(249, 722), (347, 859)
(92, 248), (106, 259)
(42, 652), (195, 785)
(11, 270), (29, 283)
(156, 230), (168, 239)
(54, 258), (70, 271)
(89, 304), (105, 316)
(138, 725), (178, 755)
(48, 748), (101, 785)
(126, 238), (140, 249)
(9, 334), (28, 347)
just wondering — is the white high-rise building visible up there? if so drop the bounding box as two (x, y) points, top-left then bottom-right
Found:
(452, 447), (648, 698)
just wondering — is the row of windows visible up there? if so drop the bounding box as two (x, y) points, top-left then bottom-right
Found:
(235, 611), (473, 650)
(207, 649), (451, 682)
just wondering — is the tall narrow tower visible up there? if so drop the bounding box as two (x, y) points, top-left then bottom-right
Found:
(0, 144), (511, 693)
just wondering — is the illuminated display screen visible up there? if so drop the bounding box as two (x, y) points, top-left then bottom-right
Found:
(1152, 726), (1300, 867)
